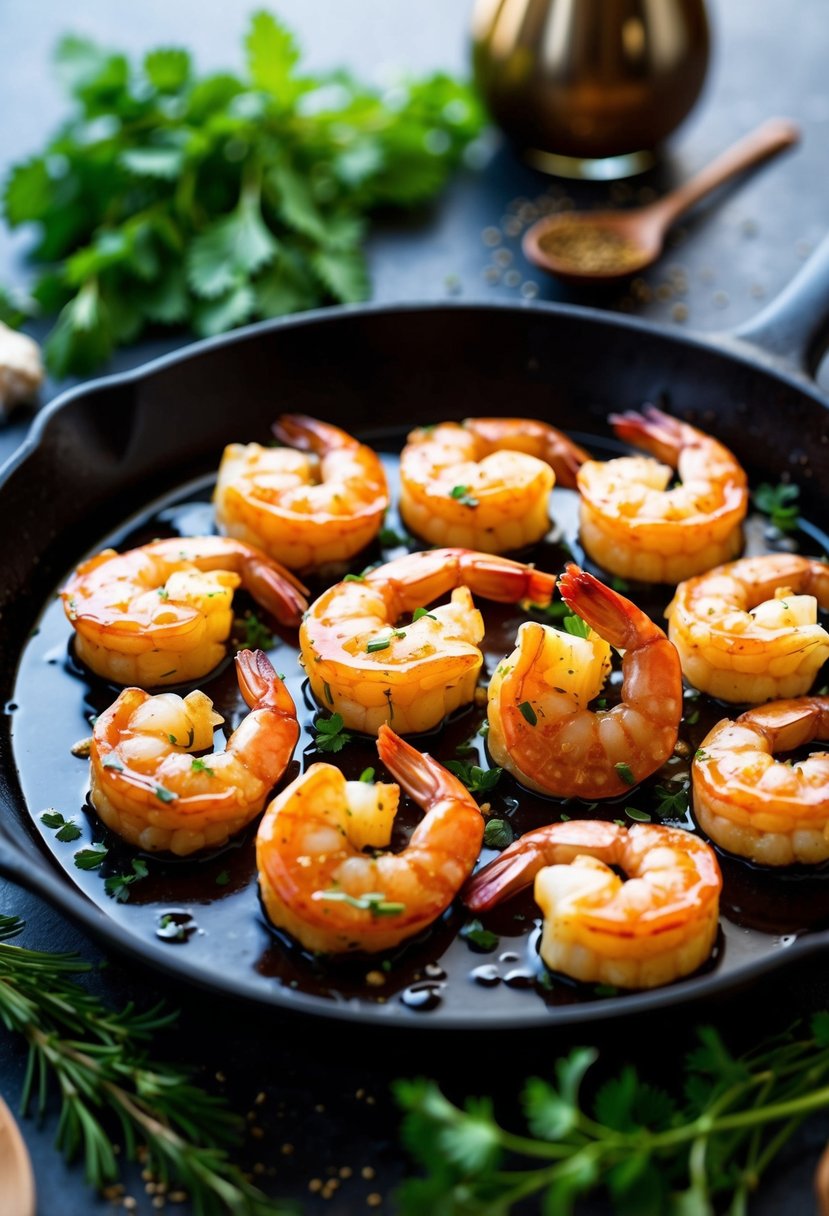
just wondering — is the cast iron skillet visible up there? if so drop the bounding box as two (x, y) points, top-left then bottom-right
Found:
(0, 238), (827, 1031)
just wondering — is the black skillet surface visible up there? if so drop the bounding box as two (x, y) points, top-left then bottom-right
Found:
(0, 243), (828, 1030)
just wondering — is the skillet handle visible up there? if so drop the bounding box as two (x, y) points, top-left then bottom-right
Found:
(732, 233), (829, 377)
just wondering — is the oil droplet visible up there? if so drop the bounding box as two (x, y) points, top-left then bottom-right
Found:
(400, 982), (443, 1012)
(424, 962), (446, 979)
(470, 964), (501, 987)
(778, 934), (797, 948)
(499, 951), (520, 963)
(503, 969), (535, 989)
(156, 909), (198, 943)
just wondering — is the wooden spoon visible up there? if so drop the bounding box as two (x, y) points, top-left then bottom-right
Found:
(0, 1095), (35, 1216)
(522, 118), (800, 284)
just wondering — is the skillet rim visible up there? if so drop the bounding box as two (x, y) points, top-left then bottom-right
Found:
(2, 297), (828, 1031)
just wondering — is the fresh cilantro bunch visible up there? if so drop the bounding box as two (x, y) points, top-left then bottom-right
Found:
(397, 1013), (829, 1214)
(2, 12), (484, 376)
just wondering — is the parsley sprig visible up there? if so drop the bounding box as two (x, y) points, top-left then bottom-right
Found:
(445, 760), (502, 794)
(1, 13), (483, 376)
(397, 1012), (829, 1214)
(0, 914), (291, 1213)
(313, 711), (352, 753)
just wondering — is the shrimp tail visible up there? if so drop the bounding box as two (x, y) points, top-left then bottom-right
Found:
(235, 649), (297, 718)
(272, 414), (351, 456)
(376, 724), (471, 806)
(463, 846), (546, 911)
(243, 555), (308, 627)
(456, 552), (556, 607)
(559, 563), (660, 649)
(609, 404), (686, 464)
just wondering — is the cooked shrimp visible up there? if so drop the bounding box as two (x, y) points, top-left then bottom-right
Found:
(693, 697), (829, 865)
(465, 820), (721, 989)
(300, 547), (556, 735)
(578, 405), (748, 583)
(256, 723), (485, 954)
(214, 414), (389, 570)
(62, 536), (307, 687)
(89, 649), (299, 856)
(666, 554), (829, 703)
(487, 564), (682, 798)
(399, 417), (590, 552)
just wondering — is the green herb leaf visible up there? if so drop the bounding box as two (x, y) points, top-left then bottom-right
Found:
(519, 701), (537, 726)
(459, 919), (499, 952)
(445, 760), (503, 794)
(412, 607), (437, 622)
(40, 811), (66, 829)
(314, 712), (352, 753)
(449, 484), (479, 508)
(1, 15), (482, 378)
(190, 757), (214, 777)
(359, 767), (376, 783)
(104, 858), (149, 903)
(74, 844), (109, 870)
(753, 481), (800, 531)
(625, 806), (652, 823)
(483, 818), (513, 850)
(654, 785), (689, 818)
(232, 610), (274, 651)
(562, 613), (590, 639)
(614, 761), (636, 785)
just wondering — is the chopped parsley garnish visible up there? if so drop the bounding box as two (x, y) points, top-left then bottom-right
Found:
(562, 613), (590, 639)
(314, 712), (352, 753)
(315, 890), (405, 917)
(460, 919), (499, 953)
(232, 610), (274, 651)
(483, 818), (514, 850)
(102, 755), (124, 771)
(366, 629), (405, 653)
(654, 785), (690, 818)
(614, 762), (635, 785)
(625, 806), (652, 823)
(343, 572), (366, 583)
(157, 586), (169, 600)
(518, 701), (537, 726)
(445, 760), (503, 794)
(74, 844), (109, 870)
(154, 785), (177, 803)
(104, 859), (149, 903)
(40, 811), (82, 842)
(449, 485), (479, 508)
(412, 607), (437, 622)
(323, 681), (334, 705)
(753, 482), (800, 531)
(359, 767), (376, 783)
(215, 870), (231, 887)
(191, 757), (214, 776)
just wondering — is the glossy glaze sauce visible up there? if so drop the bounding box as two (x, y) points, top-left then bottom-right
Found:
(10, 446), (829, 1018)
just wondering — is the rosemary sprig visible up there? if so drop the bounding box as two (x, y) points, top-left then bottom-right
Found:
(0, 915), (293, 1214)
(396, 1012), (829, 1214)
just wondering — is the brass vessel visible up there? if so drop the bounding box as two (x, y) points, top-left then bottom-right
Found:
(472, 0), (710, 178)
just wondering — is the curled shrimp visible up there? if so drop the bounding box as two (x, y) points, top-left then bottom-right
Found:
(693, 696), (829, 865)
(487, 564), (682, 798)
(465, 820), (722, 989)
(399, 417), (590, 553)
(214, 414), (389, 571)
(89, 649), (299, 856)
(256, 724), (485, 954)
(62, 536), (306, 687)
(666, 554), (829, 703)
(578, 405), (748, 583)
(300, 547), (556, 735)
